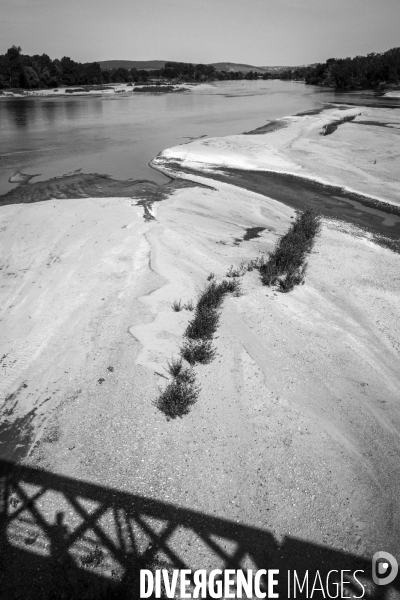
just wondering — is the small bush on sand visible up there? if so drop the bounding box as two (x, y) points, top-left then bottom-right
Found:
(278, 266), (307, 292)
(196, 281), (228, 312)
(156, 377), (200, 419)
(226, 265), (240, 278)
(185, 307), (220, 340)
(171, 299), (183, 312)
(184, 300), (194, 311)
(226, 262), (246, 278)
(220, 278), (242, 295)
(207, 272), (215, 281)
(156, 359), (199, 418)
(167, 357), (185, 378)
(167, 358), (196, 383)
(247, 254), (268, 272)
(180, 339), (216, 365)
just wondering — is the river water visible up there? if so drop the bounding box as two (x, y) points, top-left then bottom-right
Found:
(1, 80), (399, 197)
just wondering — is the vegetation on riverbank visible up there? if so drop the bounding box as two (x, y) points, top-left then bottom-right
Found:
(252, 208), (321, 292)
(304, 46), (400, 89)
(2, 44), (398, 91)
(320, 114), (359, 136)
(156, 359), (200, 419)
(0, 46), (265, 91)
(157, 209), (320, 417)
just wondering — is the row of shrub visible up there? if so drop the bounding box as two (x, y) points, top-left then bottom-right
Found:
(320, 114), (358, 136)
(156, 278), (240, 419)
(156, 208), (321, 418)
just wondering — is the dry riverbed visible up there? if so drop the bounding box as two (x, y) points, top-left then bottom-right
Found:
(1, 105), (400, 598)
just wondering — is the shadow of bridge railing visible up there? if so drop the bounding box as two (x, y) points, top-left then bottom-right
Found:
(0, 459), (397, 599)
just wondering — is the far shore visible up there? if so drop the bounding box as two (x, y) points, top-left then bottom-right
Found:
(0, 81), (201, 99)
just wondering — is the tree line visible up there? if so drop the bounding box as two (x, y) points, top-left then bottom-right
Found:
(303, 47), (400, 89)
(0, 47), (265, 90)
(2, 45), (398, 91)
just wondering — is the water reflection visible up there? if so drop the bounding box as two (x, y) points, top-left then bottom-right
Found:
(40, 100), (57, 125)
(2, 100), (37, 129)
(64, 98), (81, 121)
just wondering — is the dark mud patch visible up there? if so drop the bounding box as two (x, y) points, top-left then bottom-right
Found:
(333, 100), (400, 110)
(295, 105), (331, 117)
(233, 226), (266, 245)
(182, 134), (208, 141)
(0, 382), (36, 460)
(243, 226), (266, 241)
(0, 410), (36, 461)
(0, 171), (210, 220)
(244, 120), (287, 135)
(167, 164), (400, 253)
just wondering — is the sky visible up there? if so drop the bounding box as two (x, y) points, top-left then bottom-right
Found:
(1, 0), (399, 66)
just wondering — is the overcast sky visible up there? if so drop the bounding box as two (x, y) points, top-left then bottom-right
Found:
(1, 0), (399, 65)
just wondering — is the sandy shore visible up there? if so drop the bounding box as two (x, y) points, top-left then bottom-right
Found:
(155, 105), (400, 207)
(1, 105), (400, 597)
(0, 82), (204, 99)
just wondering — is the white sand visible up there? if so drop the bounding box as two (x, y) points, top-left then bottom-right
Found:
(0, 82), (195, 98)
(1, 105), (400, 576)
(157, 106), (400, 207)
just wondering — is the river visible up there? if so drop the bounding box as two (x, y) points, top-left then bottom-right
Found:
(1, 80), (399, 197)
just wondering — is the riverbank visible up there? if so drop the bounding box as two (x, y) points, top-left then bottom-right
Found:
(1, 103), (400, 597)
(0, 82), (196, 98)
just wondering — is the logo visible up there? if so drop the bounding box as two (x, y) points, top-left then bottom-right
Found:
(372, 551), (398, 586)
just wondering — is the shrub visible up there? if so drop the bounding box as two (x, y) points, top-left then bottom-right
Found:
(185, 307), (220, 340)
(320, 114), (360, 136)
(226, 262), (246, 278)
(166, 357), (185, 378)
(156, 377), (200, 419)
(171, 299), (183, 312)
(246, 254), (268, 272)
(278, 266), (307, 292)
(180, 339), (216, 365)
(220, 278), (241, 295)
(207, 272), (215, 281)
(184, 279), (242, 341)
(184, 300), (194, 311)
(256, 208), (320, 291)
(196, 281), (228, 312)
(166, 358), (196, 383)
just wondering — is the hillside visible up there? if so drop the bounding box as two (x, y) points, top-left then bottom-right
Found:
(98, 60), (287, 74)
(98, 60), (166, 70)
(209, 62), (270, 74)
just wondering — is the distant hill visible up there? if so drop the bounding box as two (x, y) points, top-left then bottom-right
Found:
(99, 60), (166, 70)
(209, 62), (270, 74)
(98, 60), (291, 74)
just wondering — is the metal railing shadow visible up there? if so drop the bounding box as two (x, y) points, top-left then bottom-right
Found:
(0, 459), (396, 599)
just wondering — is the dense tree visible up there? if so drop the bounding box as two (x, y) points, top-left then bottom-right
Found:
(304, 47), (400, 89)
(0, 46), (106, 89)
